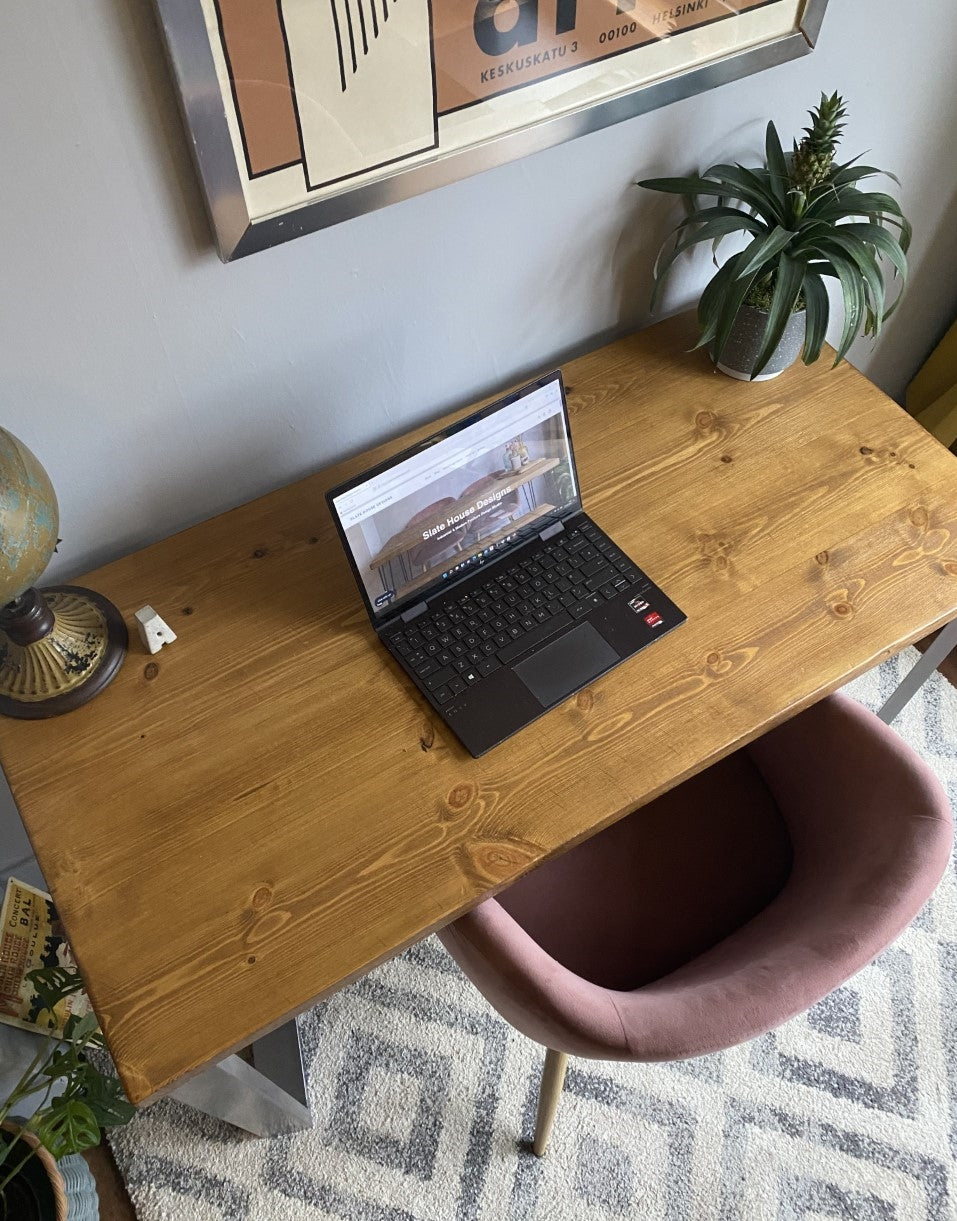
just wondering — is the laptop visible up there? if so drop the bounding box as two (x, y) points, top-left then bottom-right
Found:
(326, 371), (686, 756)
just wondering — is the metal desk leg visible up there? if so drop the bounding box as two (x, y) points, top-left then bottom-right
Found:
(249, 1021), (309, 1108)
(170, 1020), (311, 1136)
(878, 617), (957, 724)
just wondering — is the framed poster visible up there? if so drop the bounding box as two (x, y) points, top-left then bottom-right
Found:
(154, 0), (829, 260)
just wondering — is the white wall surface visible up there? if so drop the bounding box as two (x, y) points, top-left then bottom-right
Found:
(2, 0), (957, 863)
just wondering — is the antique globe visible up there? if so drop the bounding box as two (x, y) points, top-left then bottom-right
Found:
(0, 428), (127, 718)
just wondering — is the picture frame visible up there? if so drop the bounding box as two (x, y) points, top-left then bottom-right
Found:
(154, 0), (829, 261)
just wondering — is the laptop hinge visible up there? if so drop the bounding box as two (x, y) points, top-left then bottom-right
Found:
(539, 520), (565, 542)
(401, 602), (428, 623)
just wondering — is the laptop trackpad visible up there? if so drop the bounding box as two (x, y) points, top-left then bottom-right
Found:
(513, 622), (620, 707)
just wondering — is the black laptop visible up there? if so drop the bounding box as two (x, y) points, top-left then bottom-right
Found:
(326, 371), (685, 756)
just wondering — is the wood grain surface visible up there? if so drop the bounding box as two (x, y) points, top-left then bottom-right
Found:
(3, 313), (957, 1107)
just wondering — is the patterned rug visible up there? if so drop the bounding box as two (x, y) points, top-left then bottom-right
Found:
(108, 651), (957, 1221)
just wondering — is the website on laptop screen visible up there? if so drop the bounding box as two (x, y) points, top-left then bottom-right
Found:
(331, 376), (579, 619)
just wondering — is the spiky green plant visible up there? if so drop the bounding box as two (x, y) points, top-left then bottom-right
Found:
(791, 91), (846, 190)
(637, 94), (911, 379)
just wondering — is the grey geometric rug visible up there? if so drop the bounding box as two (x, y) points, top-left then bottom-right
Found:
(108, 650), (957, 1220)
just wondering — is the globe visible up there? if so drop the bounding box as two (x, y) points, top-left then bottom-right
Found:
(0, 428), (127, 718)
(0, 428), (60, 605)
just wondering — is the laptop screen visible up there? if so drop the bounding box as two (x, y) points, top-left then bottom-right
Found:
(328, 372), (580, 622)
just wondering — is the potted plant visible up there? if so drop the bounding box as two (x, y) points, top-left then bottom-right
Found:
(637, 93), (911, 380)
(1, 965), (135, 1221)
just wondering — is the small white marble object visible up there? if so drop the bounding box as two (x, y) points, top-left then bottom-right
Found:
(135, 605), (178, 654)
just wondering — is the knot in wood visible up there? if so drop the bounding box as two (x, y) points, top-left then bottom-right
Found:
(463, 840), (536, 882)
(181, 606), (194, 616)
(720, 454), (733, 464)
(695, 411), (716, 431)
(814, 551), (829, 566)
(447, 783), (473, 811)
(910, 506), (929, 529)
(576, 689), (593, 711)
(143, 662), (159, 680)
(944, 561), (957, 578)
(713, 555), (729, 572)
(833, 602), (852, 617)
(699, 533), (733, 558)
(252, 548), (268, 559)
(859, 446), (873, 455)
(706, 652), (721, 667)
(244, 909), (290, 943)
(251, 886), (273, 911)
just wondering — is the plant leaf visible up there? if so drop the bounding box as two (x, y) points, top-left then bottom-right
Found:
(734, 226), (796, 280)
(39, 1045), (80, 1081)
(816, 234), (886, 329)
(835, 189), (908, 219)
(821, 251), (867, 365)
(636, 175), (728, 197)
(809, 192), (912, 255)
(801, 274), (830, 363)
(749, 253), (806, 377)
(701, 163), (784, 223)
(30, 1098), (101, 1160)
(668, 213), (766, 270)
(78, 1073), (136, 1129)
(707, 257), (771, 366)
(837, 222), (909, 281)
(695, 253), (747, 349)
(764, 122), (789, 208)
(672, 204), (768, 232)
(829, 161), (898, 188)
(666, 212), (767, 259)
(648, 210), (768, 312)
(26, 966), (86, 1027)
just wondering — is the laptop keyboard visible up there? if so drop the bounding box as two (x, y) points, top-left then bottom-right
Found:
(384, 519), (652, 706)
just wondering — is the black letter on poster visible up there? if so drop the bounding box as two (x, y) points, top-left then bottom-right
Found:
(474, 0), (538, 55)
(555, 0), (577, 34)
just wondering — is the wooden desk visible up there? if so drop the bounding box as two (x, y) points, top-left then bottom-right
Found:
(3, 314), (957, 1112)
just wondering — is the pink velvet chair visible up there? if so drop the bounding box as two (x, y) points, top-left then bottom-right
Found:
(438, 693), (953, 1154)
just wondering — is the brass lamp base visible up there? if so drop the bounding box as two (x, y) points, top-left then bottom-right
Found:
(0, 585), (128, 719)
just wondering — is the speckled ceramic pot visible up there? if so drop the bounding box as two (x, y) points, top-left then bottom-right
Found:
(715, 305), (806, 382)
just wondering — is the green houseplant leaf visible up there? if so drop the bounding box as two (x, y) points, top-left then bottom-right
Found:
(636, 92), (910, 378)
(801, 275), (830, 364)
(30, 1098), (101, 1161)
(1, 964), (134, 1212)
(749, 252), (806, 376)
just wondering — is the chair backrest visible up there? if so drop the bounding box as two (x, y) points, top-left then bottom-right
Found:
(496, 746), (793, 991)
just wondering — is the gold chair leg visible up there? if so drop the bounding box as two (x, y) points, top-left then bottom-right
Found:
(533, 1048), (568, 1156)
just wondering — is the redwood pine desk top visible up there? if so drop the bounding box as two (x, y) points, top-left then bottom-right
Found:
(3, 314), (957, 1107)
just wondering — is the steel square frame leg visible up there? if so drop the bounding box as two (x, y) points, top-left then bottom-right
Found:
(878, 617), (957, 724)
(170, 1019), (311, 1136)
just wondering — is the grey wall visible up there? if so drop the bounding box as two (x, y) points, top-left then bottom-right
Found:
(2, 0), (957, 869)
